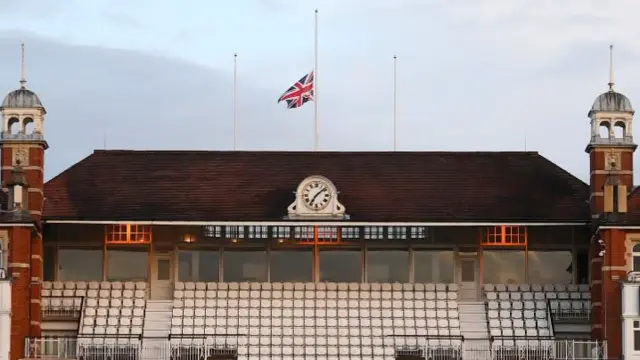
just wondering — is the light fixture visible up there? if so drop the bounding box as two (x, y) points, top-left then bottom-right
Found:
(183, 234), (196, 243)
(231, 238), (239, 243)
(277, 239), (285, 244)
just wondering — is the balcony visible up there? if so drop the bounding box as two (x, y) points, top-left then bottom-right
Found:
(0, 132), (44, 141)
(589, 135), (634, 145)
(42, 296), (84, 321)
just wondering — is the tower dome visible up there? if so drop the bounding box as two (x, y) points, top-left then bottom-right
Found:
(1, 87), (45, 112)
(589, 90), (633, 116)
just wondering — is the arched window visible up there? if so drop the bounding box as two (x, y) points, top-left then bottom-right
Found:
(8, 117), (19, 134)
(614, 121), (626, 138)
(23, 117), (34, 134)
(632, 243), (640, 271)
(599, 121), (611, 138)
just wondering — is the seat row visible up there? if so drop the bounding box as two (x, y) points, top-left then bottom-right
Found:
(176, 282), (458, 292)
(486, 291), (589, 301)
(43, 281), (147, 290)
(43, 288), (146, 299)
(484, 284), (589, 293)
(174, 299), (458, 311)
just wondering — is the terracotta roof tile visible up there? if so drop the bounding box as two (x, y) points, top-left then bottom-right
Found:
(42, 150), (590, 222)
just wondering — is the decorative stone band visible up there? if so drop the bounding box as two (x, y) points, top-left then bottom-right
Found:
(8, 262), (29, 268)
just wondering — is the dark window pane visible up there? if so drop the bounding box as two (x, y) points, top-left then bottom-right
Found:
(43, 246), (56, 281)
(178, 250), (219, 282)
(270, 250), (313, 282)
(58, 249), (103, 281)
(157, 259), (171, 281)
(528, 251), (573, 284)
(461, 260), (475, 282)
(367, 250), (408, 283)
(635, 331), (640, 351)
(414, 251), (454, 283)
(483, 251), (525, 284)
(635, 256), (640, 272)
(576, 250), (589, 284)
(319, 251), (361, 282)
(223, 250), (267, 282)
(107, 249), (148, 281)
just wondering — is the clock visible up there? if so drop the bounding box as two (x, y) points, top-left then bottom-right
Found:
(302, 180), (333, 211)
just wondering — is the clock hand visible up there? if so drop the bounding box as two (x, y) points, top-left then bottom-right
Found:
(311, 187), (328, 203)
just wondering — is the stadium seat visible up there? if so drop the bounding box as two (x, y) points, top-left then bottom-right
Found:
(42, 280), (148, 357)
(484, 283), (591, 350)
(170, 282), (461, 358)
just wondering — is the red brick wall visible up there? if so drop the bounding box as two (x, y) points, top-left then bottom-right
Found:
(591, 228), (629, 359)
(7, 226), (36, 360)
(1, 144), (45, 360)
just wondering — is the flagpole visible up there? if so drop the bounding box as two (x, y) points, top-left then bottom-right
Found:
(233, 53), (238, 150)
(314, 9), (319, 151)
(393, 55), (397, 151)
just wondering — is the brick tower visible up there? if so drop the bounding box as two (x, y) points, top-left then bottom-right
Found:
(0, 43), (47, 360)
(587, 45), (636, 358)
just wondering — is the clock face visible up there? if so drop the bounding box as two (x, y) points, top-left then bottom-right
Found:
(302, 180), (332, 211)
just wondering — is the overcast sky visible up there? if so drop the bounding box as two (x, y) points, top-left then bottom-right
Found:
(1, 0), (639, 181)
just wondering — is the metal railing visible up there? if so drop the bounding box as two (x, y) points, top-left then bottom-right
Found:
(24, 336), (606, 360)
(548, 299), (592, 322)
(0, 132), (44, 141)
(42, 296), (84, 320)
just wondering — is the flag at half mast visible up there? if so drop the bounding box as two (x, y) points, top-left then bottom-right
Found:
(277, 71), (314, 109)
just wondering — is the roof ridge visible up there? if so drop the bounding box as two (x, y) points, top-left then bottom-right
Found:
(92, 149), (541, 155)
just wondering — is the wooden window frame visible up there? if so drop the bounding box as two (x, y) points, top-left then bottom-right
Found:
(105, 224), (152, 245)
(481, 225), (528, 246)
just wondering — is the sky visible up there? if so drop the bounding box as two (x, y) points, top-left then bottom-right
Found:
(1, 0), (640, 181)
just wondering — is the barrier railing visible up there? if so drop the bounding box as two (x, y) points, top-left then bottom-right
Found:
(42, 296), (84, 320)
(24, 336), (607, 360)
(548, 299), (591, 322)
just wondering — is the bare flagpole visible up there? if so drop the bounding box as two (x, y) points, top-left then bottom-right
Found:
(314, 9), (319, 151)
(233, 53), (238, 150)
(608, 44), (615, 91)
(393, 55), (397, 151)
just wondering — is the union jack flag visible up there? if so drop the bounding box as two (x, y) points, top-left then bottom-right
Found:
(277, 71), (314, 109)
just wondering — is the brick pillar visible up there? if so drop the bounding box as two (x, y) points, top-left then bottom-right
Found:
(589, 240), (603, 341)
(29, 232), (42, 338)
(598, 228), (628, 359)
(9, 227), (33, 360)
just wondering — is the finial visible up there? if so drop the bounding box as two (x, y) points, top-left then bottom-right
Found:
(19, 42), (26, 89)
(608, 44), (614, 91)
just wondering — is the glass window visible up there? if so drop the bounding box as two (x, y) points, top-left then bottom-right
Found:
(483, 250), (526, 284)
(319, 250), (361, 282)
(43, 246), (56, 281)
(635, 320), (640, 351)
(157, 259), (171, 280)
(223, 250), (267, 282)
(576, 250), (589, 284)
(270, 250), (313, 282)
(58, 248), (103, 281)
(107, 249), (148, 281)
(414, 251), (454, 283)
(367, 250), (409, 283)
(178, 250), (219, 282)
(528, 250), (573, 284)
(634, 244), (640, 272)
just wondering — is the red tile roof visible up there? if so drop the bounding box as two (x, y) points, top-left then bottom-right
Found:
(43, 150), (590, 223)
